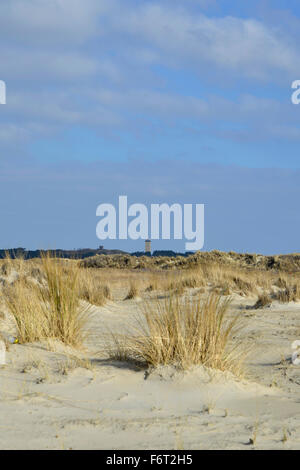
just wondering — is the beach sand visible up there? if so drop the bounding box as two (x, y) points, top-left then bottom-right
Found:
(1, 285), (300, 450)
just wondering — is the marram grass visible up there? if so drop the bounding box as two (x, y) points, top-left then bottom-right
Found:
(108, 293), (246, 375)
(4, 254), (89, 347)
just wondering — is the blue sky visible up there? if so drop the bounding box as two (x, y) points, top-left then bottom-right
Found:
(0, 0), (300, 254)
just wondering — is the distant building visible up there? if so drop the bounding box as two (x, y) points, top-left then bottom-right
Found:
(145, 239), (151, 254)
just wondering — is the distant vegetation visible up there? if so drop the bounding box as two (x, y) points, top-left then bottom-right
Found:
(0, 248), (193, 259)
(81, 250), (300, 272)
(1, 248), (300, 273)
(0, 248), (192, 260)
(0, 247), (126, 260)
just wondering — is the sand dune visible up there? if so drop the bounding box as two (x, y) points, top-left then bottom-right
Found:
(1, 286), (300, 450)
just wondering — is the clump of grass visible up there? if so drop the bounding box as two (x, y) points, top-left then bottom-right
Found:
(276, 284), (300, 303)
(275, 277), (287, 289)
(29, 266), (45, 284)
(125, 282), (139, 300)
(145, 275), (160, 292)
(81, 284), (111, 306)
(38, 255), (89, 346)
(181, 276), (198, 288)
(105, 332), (132, 362)
(231, 276), (255, 295)
(253, 293), (272, 309)
(4, 255), (89, 347)
(4, 281), (47, 343)
(103, 284), (111, 299)
(165, 280), (186, 295)
(109, 293), (245, 375)
(276, 288), (291, 303)
(79, 269), (111, 306)
(166, 273), (204, 294)
(58, 356), (93, 375)
(0, 262), (11, 276)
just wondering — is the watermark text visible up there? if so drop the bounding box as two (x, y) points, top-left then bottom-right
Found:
(96, 196), (204, 251)
(0, 80), (6, 104)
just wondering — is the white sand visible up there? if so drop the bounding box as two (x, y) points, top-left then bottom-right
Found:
(1, 290), (300, 450)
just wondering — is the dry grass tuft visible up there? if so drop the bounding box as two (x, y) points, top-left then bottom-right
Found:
(231, 275), (255, 295)
(57, 356), (93, 375)
(0, 262), (11, 276)
(253, 293), (272, 309)
(125, 281), (140, 300)
(4, 254), (89, 347)
(275, 277), (288, 289)
(166, 280), (185, 296)
(108, 293), (245, 375)
(39, 254), (89, 346)
(4, 281), (47, 343)
(78, 268), (111, 306)
(276, 284), (300, 303)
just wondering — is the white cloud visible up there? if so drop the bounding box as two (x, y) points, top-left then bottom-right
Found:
(0, 48), (100, 81)
(109, 3), (300, 80)
(1, 1), (299, 81)
(0, 0), (112, 45)
(0, 0), (299, 148)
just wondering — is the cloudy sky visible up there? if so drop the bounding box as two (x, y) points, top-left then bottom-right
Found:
(0, 0), (300, 253)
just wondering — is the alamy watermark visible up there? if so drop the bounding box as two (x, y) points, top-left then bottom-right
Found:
(0, 80), (6, 104)
(96, 196), (204, 251)
(291, 80), (300, 104)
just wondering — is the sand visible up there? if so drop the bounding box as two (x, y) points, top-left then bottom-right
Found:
(1, 288), (300, 450)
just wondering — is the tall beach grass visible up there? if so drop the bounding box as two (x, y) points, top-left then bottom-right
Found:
(4, 254), (89, 347)
(108, 293), (245, 375)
